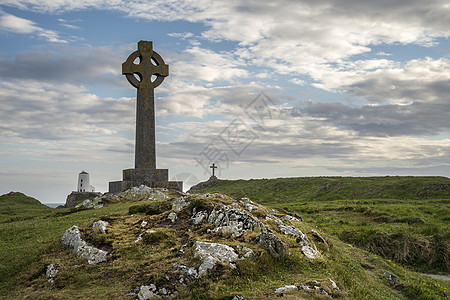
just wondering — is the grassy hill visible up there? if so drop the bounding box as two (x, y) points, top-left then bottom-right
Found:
(0, 191), (52, 222)
(190, 176), (450, 274)
(0, 180), (449, 299)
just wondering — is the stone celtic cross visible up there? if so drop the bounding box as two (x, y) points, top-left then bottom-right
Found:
(109, 41), (182, 193)
(122, 41), (169, 170)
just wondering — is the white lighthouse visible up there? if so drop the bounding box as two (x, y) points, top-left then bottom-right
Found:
(77, 171), (95, 192)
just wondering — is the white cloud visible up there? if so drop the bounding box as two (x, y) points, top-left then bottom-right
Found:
(0, 10), (66, 43)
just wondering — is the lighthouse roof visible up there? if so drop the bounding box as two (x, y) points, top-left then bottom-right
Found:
(80, 171), (88, 174)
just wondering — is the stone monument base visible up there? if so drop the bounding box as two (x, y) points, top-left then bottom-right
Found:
(109, 168), (183, 193)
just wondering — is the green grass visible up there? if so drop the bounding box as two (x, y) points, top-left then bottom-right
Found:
(189, 176), (450, 273)
(1, 182), (449, 299)
(0, 192), (52, 222)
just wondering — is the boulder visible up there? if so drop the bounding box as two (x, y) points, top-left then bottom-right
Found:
(75, 197), (103, 209)
(274, 285), (298, 293)
(194, 241), (239, 263)
(167, 212), (177, 223)
(256, 232), (288, 259)
(92, 220), (108, 233)
(192, 211), (208, 225)
(198, 255), (217, 275)
(282, 215), (300, 222)
(61, 225), (108, 264)
(207, 206), (265, 237)
(173, 263), (198, 277)
(137, 284), (158, 300)
(172, 197), (189, 212)
(279, 224), (303, 237)
(296, 232), (319, 259)
(236, 245), (255, 259)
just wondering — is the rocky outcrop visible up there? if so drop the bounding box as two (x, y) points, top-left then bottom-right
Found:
(194, 241), (239, 263)
(75, 198), (103, 209)
(120, 185), (169, 201)
(64, 191), (101, 207)
(256, 232), (288, 259)
(61, 225), (108, 264)
(296, 232), (319, 259)
(92, 220), (108, 233)
(205, 206), (265, 237)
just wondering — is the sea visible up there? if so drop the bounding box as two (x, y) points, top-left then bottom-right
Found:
(43, 203), (65, 208)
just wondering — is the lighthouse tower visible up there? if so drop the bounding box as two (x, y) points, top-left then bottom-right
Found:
(77, 171), (95, 192)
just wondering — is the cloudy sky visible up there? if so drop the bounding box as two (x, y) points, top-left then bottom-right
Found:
(1, 1), (450, 203)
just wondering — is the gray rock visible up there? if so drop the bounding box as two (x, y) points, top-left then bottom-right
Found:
(61, 226), (86, 250)
(311, 229), (328, 246)
(279, 224), (303, 237)
(141, 220), (148, 227)
(208, 206), (265, 237)
(232, 295), (245, 300)
(329, 279), (339, 291)
(296, 232), (319, 259)
(172, 197), (189, 212)
(92, 220), (108, 233)
(121, 185), (169, 201)
(76, 244), (108, 264)
(46, 264), (58, 283)
(236, 245), (255, 259)
(167, 212), (177, 223)
(198, 255), (216, 275)
(194, 241), (239, 263)
(256, 232), (288, 259)
(265, 215), (283, 225)
(75, 197), (103, 209)
(174, 263), (197, 277)
(192, 210), (207, 225)
(138, 284), (159, 299)
(61, 225), (108, 264)
(274, 285), (298, 293)
(282, 215), (299, 222)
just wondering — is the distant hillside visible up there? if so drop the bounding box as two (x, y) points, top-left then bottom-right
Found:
(189, 176), (450, 203)
(190, 176), (450, 274)
(0, 192), (51, 221)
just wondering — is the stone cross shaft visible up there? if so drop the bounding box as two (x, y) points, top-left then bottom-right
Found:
(122, 41), (169, 169)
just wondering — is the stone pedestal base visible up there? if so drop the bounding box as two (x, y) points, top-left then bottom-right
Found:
(109, 168), (183, 193)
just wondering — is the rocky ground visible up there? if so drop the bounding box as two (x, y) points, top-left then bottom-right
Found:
(40, 186), (343, 299)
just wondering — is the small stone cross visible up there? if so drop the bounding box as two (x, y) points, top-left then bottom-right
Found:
(122, 41), (168, 169)
(210, 163), (217, 177)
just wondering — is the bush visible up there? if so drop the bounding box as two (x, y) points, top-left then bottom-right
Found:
(128, 201), (171, 215)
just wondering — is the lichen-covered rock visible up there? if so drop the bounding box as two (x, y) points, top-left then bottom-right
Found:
(46, 264), (58, 283)
(236, 245), (255, 259)
(172, 197), (189, 212)
(207, 206), (265, 237)
(75, 197), (103, 209)
(282, 215), (300, 222)
(61, 226), (86, 250)
(279, 224), (303, 237)
(256, 232), (288, 259)
(76, 244), (108, 264)
(120, 185), (169, 201)
(173, 263), (198, 277)
(61, 225), (108, 264)
(167, 212), (177, 223)
(192, 210), (208, 225)
(296, 232), (319, 259)
(274, 285), (298, 293)
(194, 241), (239, 263)
(92, 220), (108, 233)
(311, 229), (328, 246)
(137, 284), (158, 300)
(198, 255), (216, 275)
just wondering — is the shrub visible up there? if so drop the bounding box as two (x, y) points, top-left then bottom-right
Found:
(128, 201), (171, 215)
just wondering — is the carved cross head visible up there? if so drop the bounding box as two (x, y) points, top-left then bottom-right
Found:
(122, 41), (169, 90)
